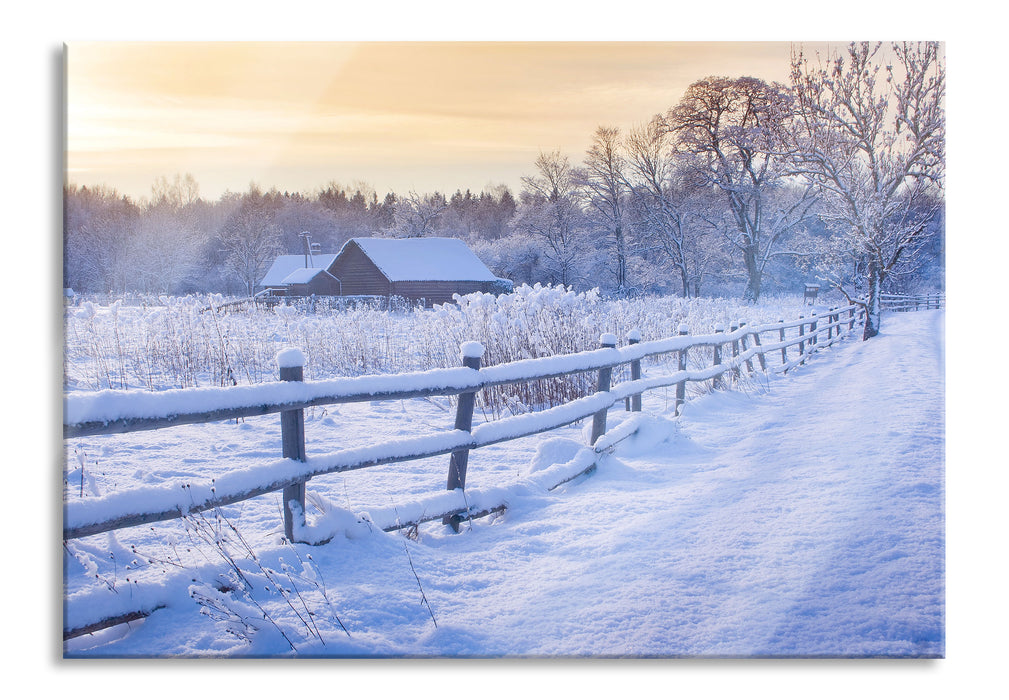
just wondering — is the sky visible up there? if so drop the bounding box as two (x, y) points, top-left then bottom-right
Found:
(65, 41), (836, 202)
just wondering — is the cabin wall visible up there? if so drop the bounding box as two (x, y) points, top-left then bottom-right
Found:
(390, 280), (493, 306)
(328, 244), (392, 296)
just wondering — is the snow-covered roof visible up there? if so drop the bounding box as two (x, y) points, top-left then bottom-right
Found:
(281, 267), (336, 285)
(259, 254), (338, 287)
(347, 237), (497, 282)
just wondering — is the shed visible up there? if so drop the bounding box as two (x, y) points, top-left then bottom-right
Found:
(258, 254), (339, 295)
(329, 237), (506, 306)
(280, 267), (342, 297)
(804, 283), (820, 305)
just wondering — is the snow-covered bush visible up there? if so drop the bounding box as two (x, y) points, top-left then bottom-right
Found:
(64, 287), (827, 413)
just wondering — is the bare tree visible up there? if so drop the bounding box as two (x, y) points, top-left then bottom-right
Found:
(623, 119), (728, 297)
(661, 76), (815, 302)
(577, 126), (629, 291)
(150, 172), (201, 208)
(387, 190), (448, 238)
(511, 150), (591, 287)
(789, 42), (945, 338)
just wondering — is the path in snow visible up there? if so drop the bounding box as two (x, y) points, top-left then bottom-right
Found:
(67, 311), (944, 657)
(401, 310), (945, 657)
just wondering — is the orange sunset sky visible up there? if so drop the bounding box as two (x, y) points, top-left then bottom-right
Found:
(65, 41), (838, 201)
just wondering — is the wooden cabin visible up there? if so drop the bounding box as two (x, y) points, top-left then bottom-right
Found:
(329, 237), (506, 306)
(259, 238), (508, 305)
(279, 267), (342, 297)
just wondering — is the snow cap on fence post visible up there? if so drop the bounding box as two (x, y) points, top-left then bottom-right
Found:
(599, 332), (618, 348)
(276, 347), (306, 369)
(460, 341), (485, 360)
(626, 328), (641, 343)
(679, 323), (690, 335)
(714, 322), (725, 333)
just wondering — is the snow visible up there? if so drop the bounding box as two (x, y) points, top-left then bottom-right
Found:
(459, 340), (485, 359)
(63, 310), (944, 659)
(350, 237), (498, 281)
(276, 347), (306, 368)
(280, 267), (334, 285)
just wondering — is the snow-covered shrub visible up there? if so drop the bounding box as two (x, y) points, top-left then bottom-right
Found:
(65, 288), (823, 413)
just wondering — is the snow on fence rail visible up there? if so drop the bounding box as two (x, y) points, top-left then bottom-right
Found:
(63, 304), (871, 638)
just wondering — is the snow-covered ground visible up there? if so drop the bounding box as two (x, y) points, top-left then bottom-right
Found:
(63, 310), (945, 659)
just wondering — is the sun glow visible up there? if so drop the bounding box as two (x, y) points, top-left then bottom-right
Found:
(66, 41), (812, 201)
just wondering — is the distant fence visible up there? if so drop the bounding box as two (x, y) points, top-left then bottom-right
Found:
(200, 294), (410, 315)
(879, 292), (945, 312)
(64, 303), (875, 639)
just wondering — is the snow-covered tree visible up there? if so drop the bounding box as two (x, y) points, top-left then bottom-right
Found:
(217, 186), (282, 296)
(788, 42), (945, 339)
(660, 76), (815, 303)
(137, 173), (208, 293)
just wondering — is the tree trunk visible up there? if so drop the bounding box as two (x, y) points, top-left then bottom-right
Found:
(743, 256), (761, 303)
(863, 262), (882, 340)
(742, 241), (762, 303)
(614, 224), (627, 290)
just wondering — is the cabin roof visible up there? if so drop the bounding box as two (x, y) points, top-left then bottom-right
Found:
(346, 237), (497, 282)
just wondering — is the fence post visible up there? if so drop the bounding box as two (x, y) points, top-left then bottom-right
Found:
(798, 315), (805, 364)
(730, 323), (741, 380)
(712, 323), (724, 390)
(849, 307), (855, 331)
(739, 321), (754, 374)
(778, 319), (787, 365)
(827, 308), (834, 341)
(675, 324), (689, 415)
(627, 329), (642, 412)
(278, 348), (307, 543)
(752, 328), (766, 372)
(590, 334), (618, 445)
(444, 342), (483, 532)
(810, 316), (818, 349)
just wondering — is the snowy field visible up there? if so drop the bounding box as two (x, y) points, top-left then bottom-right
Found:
(63, 308), (945, 659)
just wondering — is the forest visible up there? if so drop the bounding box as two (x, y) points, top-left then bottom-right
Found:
(63, 43), (945, 325)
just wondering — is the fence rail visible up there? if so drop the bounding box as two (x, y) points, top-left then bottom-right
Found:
(64, 302), (878, 639)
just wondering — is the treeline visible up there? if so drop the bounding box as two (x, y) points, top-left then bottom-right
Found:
(63, 178), (521, 297)
(63, 43), (945, 307)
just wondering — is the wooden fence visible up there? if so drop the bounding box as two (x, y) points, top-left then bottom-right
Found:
(879, 292), (945, 312)
(64, 303), (870, 639)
